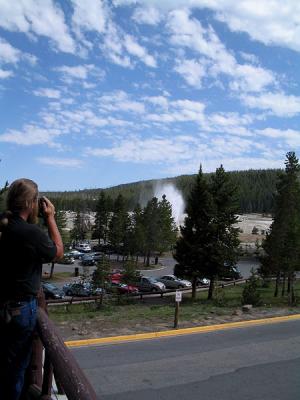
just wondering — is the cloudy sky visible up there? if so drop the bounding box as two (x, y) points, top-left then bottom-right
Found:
(1, 0), (300, 190)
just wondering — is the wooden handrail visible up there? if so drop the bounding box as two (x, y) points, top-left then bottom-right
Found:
(36, 307), (98, 400)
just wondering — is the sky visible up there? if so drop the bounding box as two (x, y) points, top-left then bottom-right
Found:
(1, 0), (300, 191)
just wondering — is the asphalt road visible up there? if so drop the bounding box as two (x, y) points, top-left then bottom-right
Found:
(43, 256), (260, 282)
(72, 319), (300, 399)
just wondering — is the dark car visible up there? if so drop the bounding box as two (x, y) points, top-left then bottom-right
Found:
(81, 255), (96, 266)
(63, 283), (92, 297)
(60, 254), (75, 264)
(42, 282), (65, 299)
(220, 265), (242, 281)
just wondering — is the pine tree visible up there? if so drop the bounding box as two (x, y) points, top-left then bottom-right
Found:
(261, 152), (300, 302)
(157, 194), (178, 254)
(206, 165), (240, 299)
(129, 204), (146, 264)
(108, 194), (129, 259)
(143, 197), (161, 266)
(70, 211), (89, 243)
(92, 191), (110, 245)
(174, 166), (214, 299)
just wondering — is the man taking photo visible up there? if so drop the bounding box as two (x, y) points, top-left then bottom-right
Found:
(0, 178), (63, 400)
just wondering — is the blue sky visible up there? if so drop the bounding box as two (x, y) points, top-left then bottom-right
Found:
(1, 0), (300, 191)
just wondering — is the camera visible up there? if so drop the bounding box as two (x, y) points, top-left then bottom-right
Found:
(38, 198), (46, 218)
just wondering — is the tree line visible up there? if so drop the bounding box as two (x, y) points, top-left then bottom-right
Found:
(41, 169), (281, 214)
(70, 192), (177, 266)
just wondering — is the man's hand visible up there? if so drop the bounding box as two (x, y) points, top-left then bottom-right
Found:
(40, 196), (56, 220)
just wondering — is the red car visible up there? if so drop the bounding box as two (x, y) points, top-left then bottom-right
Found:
(110, 280), (138, 294)
(109, 272), (123, 282)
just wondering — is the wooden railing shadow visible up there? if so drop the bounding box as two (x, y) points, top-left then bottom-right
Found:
(24, 293), (98, 400)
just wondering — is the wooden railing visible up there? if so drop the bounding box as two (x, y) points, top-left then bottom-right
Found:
(25, 294), (98, 400)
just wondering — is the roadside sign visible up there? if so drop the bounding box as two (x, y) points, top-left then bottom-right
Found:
(175, 290), (182, 302)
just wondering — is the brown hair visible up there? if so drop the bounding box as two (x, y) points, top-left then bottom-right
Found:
(0, 179), (38, 234)
(6, 178), (38, 212)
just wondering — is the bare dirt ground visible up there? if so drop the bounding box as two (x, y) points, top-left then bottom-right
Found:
(55, 306), (300, 341)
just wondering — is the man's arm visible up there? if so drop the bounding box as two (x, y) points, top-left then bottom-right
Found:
(42, 196), (64, 260)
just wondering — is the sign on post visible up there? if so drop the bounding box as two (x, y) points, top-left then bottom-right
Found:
(175, 290), (182, 302)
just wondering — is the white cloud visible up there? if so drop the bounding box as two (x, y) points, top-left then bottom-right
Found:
(0, 124), (62, 147)
(257, 128), (300, 147)
(174, 58), (206, 87)
(124, 34), (157, 67)
(241, 92), (300, 117)
(98, 91), (146, 114)
(37, 157), (83, 168)
(0, 37), (37, 66)
(0, 68), (13, 79)
(0, 37), (20, 64)
(132, 6), (162, 25)
(85, 135), (196, 163)
(33, 88), (61, 99)
(119, 1), (300, 52)
(54, 64), (105, 83)
(143, 95), (169, 110)
(167, 9), (276, 93)
(229, 64), (276, 93)
(71, 0), (107, 34)
(0, 0), (76, 53)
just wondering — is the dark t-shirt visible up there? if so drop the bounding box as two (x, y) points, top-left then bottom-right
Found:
(0, 214), (56, 300)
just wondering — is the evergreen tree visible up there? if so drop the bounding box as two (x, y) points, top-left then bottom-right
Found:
(121, 260), (141, 287)
(70, 211), (89, 243)
(157, 194), (178, 254)
(143, 197), (161, 266)
(174, 166), (214, 299)
(260, 152), (300, 301)
(129, 204), (146, 264)
(92, 191), (111, 245)
(108, 194), (129, 258)
(206, 165), (240, 299)
(49, 210), (68, 278)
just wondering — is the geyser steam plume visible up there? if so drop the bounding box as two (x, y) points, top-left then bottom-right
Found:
(154, 184), (185, 226)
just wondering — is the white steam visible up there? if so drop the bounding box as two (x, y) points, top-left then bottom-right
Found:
(154, 184), (185, 226)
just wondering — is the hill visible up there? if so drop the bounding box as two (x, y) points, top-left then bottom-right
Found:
(42, 169), (281, 214)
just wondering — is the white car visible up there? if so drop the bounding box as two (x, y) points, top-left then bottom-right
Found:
(75, 243), (91, 253)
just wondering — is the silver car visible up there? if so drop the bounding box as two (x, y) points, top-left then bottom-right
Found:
(137, 277), (166, 292)
(158, 275), (192, 289)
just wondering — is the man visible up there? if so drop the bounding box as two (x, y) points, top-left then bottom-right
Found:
(0, 178), (63, 400)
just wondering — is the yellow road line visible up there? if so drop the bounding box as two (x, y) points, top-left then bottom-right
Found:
(65, 313), (300, 348)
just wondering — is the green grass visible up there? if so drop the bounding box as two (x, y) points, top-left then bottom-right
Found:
(48, 280), (300, 325)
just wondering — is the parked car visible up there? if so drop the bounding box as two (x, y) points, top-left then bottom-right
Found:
(89, 252), (104, 262)
(195, 277), (210, 286)
(107, 281), (139, 294)
(220, 265), (242, 280)
(109, 271), (123, 282)
(75, 243), (91, 253)
(158, 275), (192, 289)
(81, 255), (96, 266)
(42, 282), (65, 299)
(136, 276), (166, 292)
(63, 283), (92, 297)
(68, 249), (84, 259)
(60, 254), (75, 264)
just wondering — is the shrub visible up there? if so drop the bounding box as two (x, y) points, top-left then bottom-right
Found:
(242, 271), (262, 306)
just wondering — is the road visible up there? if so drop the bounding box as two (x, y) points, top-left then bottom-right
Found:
(72, 318), (300, 399)
(43, 256), (260, 282)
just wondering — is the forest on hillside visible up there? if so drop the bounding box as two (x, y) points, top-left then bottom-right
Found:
(42, 169), (281, 214)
